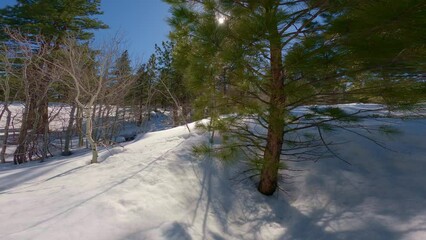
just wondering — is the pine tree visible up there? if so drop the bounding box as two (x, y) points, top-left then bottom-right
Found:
(155, 41), (190, 126)
(103, 50), (133, 142)
(127, 54), (158, 125)
(113, 50), (132, 78)
(166, 0), (425, 195)
(127, 65), (150, 126)
(0, 0), (107, 42)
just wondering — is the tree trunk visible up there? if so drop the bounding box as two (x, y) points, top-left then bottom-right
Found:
(98, 105), (108, 142)
(258, 16), (285, 195)
(0, 107), (12, 163)
(109, 106), (120, 142)
(93, 104), (101, 141)
(14, 121), (29, 164)
(40, 114), (50, 162)
(172, 106), (179, 127)
(76, 106), (84, 147)
(14, 98), (32, 164)
(23, 79), (49, 162)
(62, 104), (76, 156)
(84, 107), (98, 164)
(137, 89), (146, 126)
(27, 82), (49, 135)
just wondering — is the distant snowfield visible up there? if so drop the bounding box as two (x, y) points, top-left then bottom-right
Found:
(0, 103), (73, 131)
(0, 104), (425, 240)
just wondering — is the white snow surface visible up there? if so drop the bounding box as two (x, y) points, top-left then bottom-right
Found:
(0, 105), (425, 240)
(0, 102), (74, 131)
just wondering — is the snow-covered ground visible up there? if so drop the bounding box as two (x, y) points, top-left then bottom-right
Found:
(0, 103), (73, 131)
(0, 105), (425, 240)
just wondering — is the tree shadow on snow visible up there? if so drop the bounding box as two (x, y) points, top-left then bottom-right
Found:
(171, 121), (426, 240)
(271, 120), (426, 240)
(0, 149), (94, 192)
(162, 222), (193, 240)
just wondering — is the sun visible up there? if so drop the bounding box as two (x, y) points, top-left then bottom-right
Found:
(217, 16), (226, 25)
(216, 13), (226, 25)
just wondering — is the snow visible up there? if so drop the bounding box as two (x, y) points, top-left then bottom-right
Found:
(0, 104), (425, 239)
(0, 102), (74, 132)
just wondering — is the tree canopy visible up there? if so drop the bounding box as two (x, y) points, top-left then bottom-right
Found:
(0, 0), (108, 42)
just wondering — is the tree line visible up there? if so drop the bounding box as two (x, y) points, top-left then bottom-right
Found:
(0, 0), (189, 165)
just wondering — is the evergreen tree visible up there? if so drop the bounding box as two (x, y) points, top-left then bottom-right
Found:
(127, 54), (158, 124)
(127, 65), (149, 125)
(103, 49), (133, 142)
(155, 41), (190, 125)
(113, 50), (132, 78)
(166, 0), (425, 195)
(0, 0), (107, 42)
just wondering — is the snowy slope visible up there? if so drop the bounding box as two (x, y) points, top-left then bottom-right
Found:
(0, 112), (425, 239)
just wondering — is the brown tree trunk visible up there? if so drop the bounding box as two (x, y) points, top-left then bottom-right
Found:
(137, 105), (143, 126)
(1, 107), (12, 163)
(172, 106), (179, 127)
(62, 104), (76, 156)
(76, 106), (84, 147)
(14, 118), (29, 164)
(14, 86), (32, 164)
(26, 80), (49, 135)
(16, 73), (50, 163)
(258, 8), (286, 195)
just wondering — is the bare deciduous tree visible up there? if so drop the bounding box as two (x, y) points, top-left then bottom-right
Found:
(46, 36), (136, 164)
(4, 31), (53, 164)
(0, 44), (16, 163)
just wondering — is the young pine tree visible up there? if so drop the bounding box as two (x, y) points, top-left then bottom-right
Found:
(166, 0), (425, 195)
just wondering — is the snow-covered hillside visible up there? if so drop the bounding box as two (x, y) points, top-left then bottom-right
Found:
(0, 108), (425, 240)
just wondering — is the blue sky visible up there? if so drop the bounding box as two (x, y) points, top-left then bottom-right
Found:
(94, 0), (171, 62)
(0, 0), (171, 62)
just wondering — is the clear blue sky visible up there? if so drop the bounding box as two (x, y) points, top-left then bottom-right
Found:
(0, 0), (171, 62)
(94, 0), (171, 62)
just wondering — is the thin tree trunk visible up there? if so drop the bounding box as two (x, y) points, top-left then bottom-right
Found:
(84, 107), (98, 164)
(100, 105), (111, 142)
(62, 104), (76, 156)
(14, 90), (32, 164)
(0, 107), (12, 163)
(110, 105), (120, 142)
(122, 106), (126, 122)
(30, 89), (45, 161)
(1, 71), (12, 163)
(146, 97), (151, 122)
(138, 99), (144, 126)
(40, 115), (50, 162)
(76, 106), (84, 147)
(14, 122), (29, 164)
(172, 106), (179, 127)
(160, 79), (191, 132)
(93, 104), (101, 141)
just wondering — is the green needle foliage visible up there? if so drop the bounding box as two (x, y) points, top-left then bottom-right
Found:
(0, 0), (108, 101)
(165, 0), (425, 195)
(0, 0), (108, 42)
